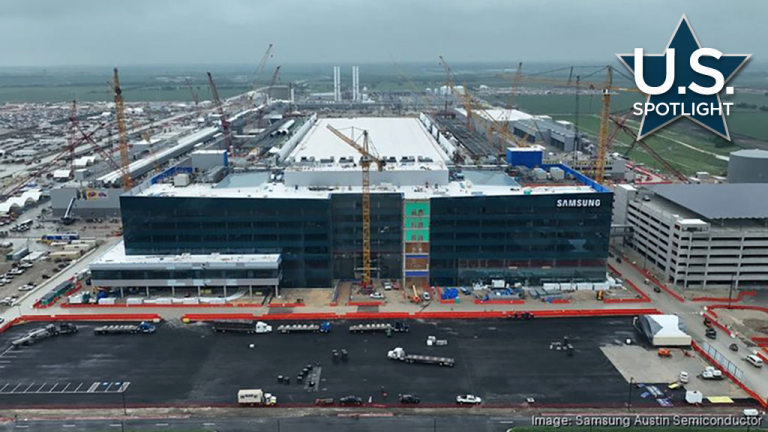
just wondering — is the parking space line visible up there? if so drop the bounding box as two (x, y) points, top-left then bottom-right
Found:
(0, 360), (12, 363)
(104, 382), (114, 392)
(109, 425), (121, 428)
(63, 425), (76, 428)
(118, 382), (131, 393)
(0, 383), (9, 392)
(11, 384), (22, 393)
(87, 382), (99, 393)
(61, 383), (70, 393)
(73, 382), (83, 393)
(36, 382), (47, 393)
(23, 383), (34, 393)
(49, 383), (58, 393)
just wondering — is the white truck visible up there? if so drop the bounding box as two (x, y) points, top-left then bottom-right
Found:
(387, 347), (455, 367)
(701, 366), (724, 380)
(237, 389), (277, 406)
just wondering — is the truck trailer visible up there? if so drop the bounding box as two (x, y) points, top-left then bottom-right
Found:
(94, 322), (156, 335)
(212, 320), (272, 334)
(349, 322), (410, 334)
(276, 322), (331, 334)
(11, 323), (78, 348)
(387, 347), (455, 367)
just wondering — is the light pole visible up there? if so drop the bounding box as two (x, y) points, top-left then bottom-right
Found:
(121, 389), (127, 416)
(627, 377), (634, 412)
(728, 274), (735, 310)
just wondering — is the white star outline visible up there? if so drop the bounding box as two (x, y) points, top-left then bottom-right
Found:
(616, 14), (751, 141)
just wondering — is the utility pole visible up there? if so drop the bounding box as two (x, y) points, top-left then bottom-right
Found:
(627, 377), (634, 412)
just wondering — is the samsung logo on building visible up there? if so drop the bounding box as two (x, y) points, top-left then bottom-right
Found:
(557, 198), (601, 208)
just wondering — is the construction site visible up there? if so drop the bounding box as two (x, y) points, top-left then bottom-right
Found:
(0, 50), (766, 427)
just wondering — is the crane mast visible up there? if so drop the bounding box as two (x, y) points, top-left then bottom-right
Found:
(326, 125), (385, 288)
(112, 68), (132, 191)
(207, 72), (231, 154)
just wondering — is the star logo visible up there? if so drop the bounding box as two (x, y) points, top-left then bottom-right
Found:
(617, 15), (750, 140)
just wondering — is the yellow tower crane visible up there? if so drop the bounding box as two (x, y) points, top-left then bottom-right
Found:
(112, 68), (132, 191)
(326, 125), (385, 288)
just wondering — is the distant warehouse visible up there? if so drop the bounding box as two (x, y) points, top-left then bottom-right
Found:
(90, 116), (613, 292)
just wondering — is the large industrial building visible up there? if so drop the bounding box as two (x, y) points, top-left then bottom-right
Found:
(613, 183), (768, 290)
(90, 115), (613, 292)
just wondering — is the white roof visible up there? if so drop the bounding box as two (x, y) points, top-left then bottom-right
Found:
(90, 241), (280, 270)
(0, 189), (43, 214)
(53, 169), (71, 179)
(456, 108), (534, 123)
(138, 177), (596, 200)
(289, 117), (450, 164)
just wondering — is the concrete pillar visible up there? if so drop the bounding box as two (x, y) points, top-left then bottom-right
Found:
(249, 286), (253, 297)
(197, 286), (201, 297)
(223, 286), (227, 297)
(120, 287), (124, 298)
(145, 286), (149, 297)
(171, 286), (175, 297)
(275, 284), (279, 298)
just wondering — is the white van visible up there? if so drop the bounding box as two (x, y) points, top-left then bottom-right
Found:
(745, 354), (764, 368)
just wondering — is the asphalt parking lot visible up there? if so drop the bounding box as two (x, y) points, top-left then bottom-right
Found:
(0, 317), (687, 408)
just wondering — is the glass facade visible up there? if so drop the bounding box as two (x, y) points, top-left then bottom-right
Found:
(429, 193), (612, 286)
(120, 190), (612, 288)
(330, 193), (402, 280)
(91, 268), (279, 281)
(121, 196), (331, 288)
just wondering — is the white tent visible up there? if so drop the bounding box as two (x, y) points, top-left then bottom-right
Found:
(634, 314), (692, 347)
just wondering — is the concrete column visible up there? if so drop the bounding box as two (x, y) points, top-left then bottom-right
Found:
(120, 287), (124, 298)
(145, 286), (149, 297)
(171, 286), (175, 297)
(249, 286), (253, 297)
(275, 284), (279, 298)
(223, 286), (227, 297)
(197, 286), (201, 297)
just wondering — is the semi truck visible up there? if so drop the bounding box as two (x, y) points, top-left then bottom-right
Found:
(11, 323), (78, 348)
(349, 322), (410, 334)
(94, 322), (156, 335)
(212, 320), (272, 334)
(237, 389), (277, 406)
(276, 322), (331, 334)
(387, 347), (455, 367)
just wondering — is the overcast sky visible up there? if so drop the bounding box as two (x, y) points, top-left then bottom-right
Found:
(0, 0), (765, 67)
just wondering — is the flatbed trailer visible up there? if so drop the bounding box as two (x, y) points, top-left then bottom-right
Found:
(387, 347), (454, 367)
(212, 320), (272, 334)
(277, 322), (331, 334)
(94, 322), (155, 335)
(349, 322), (410, 333)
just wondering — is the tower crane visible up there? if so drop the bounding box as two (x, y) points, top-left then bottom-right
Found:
(206, 72), (231, 154)
(495, 65), (644, 184)
(112, 68), (132, 191)
(184, 77), (201, 119)
(326, 125), (386, 288)
(244, 44), (274, 132)
(437, 56), (456, 118)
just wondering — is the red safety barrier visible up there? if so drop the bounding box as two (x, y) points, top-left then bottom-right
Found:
(527, 308), (661, 318)
(182, 313), (256, 321)
(328, 302), (338, 307)
(600, 264), (651, 304)
(258, 313), (339, 321)
(703, 312), (730, 333)
(692, 340), (768, 408)
(343, 312), (412, 320)
(347, 301), (384, 307)
(267, 302), (306, 308)
(549, 299), (571, 304)
(627, 260), (685, 302)
(473, 299), (525, 305)
(0, 316), (23, 334)
(17, 314), (162, 323)
(708, 304), (768, 314)
(434, 287), (459, 305)
(692, 290), (757, 303)
(757, 350), (768, 364)
(61, 302), (263, 308)
(752, 337), (768, 348)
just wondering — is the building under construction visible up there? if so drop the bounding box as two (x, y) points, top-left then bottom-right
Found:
(90, 115), (613, 292)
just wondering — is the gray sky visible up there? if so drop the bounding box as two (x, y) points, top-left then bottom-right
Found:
(0, 0), (765, 66)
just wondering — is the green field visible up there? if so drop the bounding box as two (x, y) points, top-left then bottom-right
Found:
(553, 114), (730, 176)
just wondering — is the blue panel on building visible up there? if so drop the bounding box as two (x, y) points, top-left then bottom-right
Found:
(405, 271), (430, 277)
(506, 148), (543, 168)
